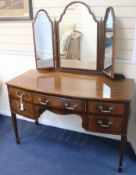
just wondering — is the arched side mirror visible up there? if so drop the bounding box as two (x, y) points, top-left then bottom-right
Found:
(103, 7), (115, 79)
(32, 10), (55, 69)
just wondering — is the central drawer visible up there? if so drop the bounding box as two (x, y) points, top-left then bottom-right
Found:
(33, 93), (85, 113)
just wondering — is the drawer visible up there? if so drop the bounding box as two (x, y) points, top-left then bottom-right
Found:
(8, 87), (32, 102)
(10, 98), (34, 119)
(33, 93), (85, 113)
(87, 115), (123, 134)
(88, 101), (125, 115)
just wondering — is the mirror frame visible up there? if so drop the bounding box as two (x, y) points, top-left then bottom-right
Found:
(55, 1), (102, 74)
(103, 7), (115, 79)
(32, 9), (55, 70)
(32, 3), (116, 78)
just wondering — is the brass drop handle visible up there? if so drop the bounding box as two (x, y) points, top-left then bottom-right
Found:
(17, 104), (25, 111)
(16, 91), (25, 98)
(16, 91), (25, 111)
(64, 103), (77, 111)
(97, 120), (112, 128)
(38, 98), (49, 106)
(98, 105), (113, 113)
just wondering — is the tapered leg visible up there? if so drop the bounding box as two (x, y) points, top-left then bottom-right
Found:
(11, 112), (20, 144)
(118, 134), (126, 172)
(35, 119), (39, 125)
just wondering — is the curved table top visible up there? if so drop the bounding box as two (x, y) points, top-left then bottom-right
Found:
(7, 69), (134, 102)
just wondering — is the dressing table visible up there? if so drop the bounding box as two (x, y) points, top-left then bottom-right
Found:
(6, 2), (134, 172)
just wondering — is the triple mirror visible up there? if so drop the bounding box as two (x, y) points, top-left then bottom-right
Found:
(33, 2), (115, 79)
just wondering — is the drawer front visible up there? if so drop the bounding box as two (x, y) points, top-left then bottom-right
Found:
(33, 93), (85, 113)
(8, 87), (32, 102)
(10, 98), (34, 119)
(87, 115), (123, 134)
(88, 101), (125, 115)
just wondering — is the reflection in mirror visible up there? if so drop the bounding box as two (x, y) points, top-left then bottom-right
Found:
(103, 7), (115, 78)
(33, 10), (54, 69)
(58, 2), (98, 70)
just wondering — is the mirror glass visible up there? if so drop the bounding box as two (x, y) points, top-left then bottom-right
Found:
(103, 8), (115, 78)
(33, 10), (54, 69)
(59, 3), (97, 70)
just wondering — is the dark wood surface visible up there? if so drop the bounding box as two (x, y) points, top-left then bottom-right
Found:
(7, 69), (134, 101)
(87, 101), (125, 115)
(33, 93), (85, 112)
(10, 98), (34, 119)
(87, 114), (123, 134)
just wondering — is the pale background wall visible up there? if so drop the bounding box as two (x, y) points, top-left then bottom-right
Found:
(0, 0), (136, 143)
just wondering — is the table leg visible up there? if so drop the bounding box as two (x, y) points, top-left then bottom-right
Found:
(11, 112), (20, 144)
(35, 119), (39, 125)
(118, 134), (126, 172)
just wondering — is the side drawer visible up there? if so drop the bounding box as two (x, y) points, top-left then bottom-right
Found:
(88, 101), (125, 115)
(86, 115), (123, 134)
(8, 87), (32, 102)
(33, 93), (85, 113)
(10, 98), (34, 119)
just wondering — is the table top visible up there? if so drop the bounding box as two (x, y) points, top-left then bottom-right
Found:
(6, 69), (134, 102)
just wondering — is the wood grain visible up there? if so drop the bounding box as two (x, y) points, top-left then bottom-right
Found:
(7, 69), (134, 101)
(87, 115), (123, 134)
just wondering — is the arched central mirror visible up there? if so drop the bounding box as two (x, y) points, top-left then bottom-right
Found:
(33, 10), (54, 69)
(57, 2), (98, 71)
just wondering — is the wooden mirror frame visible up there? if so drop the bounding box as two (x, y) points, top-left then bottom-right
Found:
(102, 7), (115, 79)
(32, 9), (56, 70)
(55, 1), (103, 75)
(32, 3), (117, 78)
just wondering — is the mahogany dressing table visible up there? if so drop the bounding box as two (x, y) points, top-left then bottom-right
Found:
(6, 2), (134, 172)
